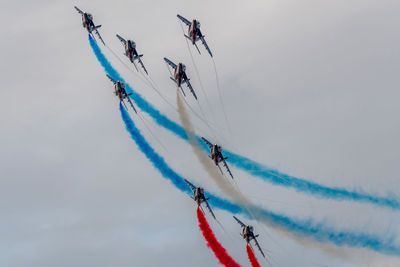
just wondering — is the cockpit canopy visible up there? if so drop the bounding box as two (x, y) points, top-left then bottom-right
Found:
(128, 40), (136, 47)
(117, 81), (124, 88)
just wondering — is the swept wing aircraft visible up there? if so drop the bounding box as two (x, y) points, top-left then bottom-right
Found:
(74, 6), (105, 45)
(106, 75), (137, 113)
(164, 57), (197, 100)
(177, 14), (213, 57)
(233, 216), (265, 258)
(184, 179), (216, 219)
(201, 137), (233, 179)
(116, 34), (148, 74)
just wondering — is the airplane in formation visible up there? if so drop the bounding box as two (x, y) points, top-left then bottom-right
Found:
(74, 6), (105, 45)
(201, 137), (233, 179)
(106, 75), (137, 113)
(164, 57), (197, 100)
(184, 179), (216, 220)
(177, 14), (213, 57)
(116, 34), (148, 74)
(233, 216), (265, 258)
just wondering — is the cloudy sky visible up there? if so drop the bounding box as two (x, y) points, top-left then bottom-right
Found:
(1, 0), (400, 266)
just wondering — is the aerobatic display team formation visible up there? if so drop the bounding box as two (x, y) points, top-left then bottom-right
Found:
(75, 6), (399, 267)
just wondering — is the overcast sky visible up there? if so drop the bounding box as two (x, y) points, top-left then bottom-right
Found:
(1, 0), (400, 266)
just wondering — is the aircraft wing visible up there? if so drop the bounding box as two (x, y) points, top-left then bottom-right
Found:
(253, 237), (266, 258)
(116, 34), (127, 45)
(163, 57), (177, 69)
(201, 137), (213, 149)
(233, 216), (246, 228)
(177, 14), (191, 26)
(217, 164), (224, 175)
(222, 158), (234, 179)
(204, 199), (216, 220)
(131, 60), (139, 72)
(184, 78), (197, 100)
(121, 100), (129, 111)
(200, 35), (213, 57)
(184, 179), (196, 191)
(74, 6), (84, 15)
(106, 74), (116, 84)
(138, 58), (148, 75)
(126, 96), (138, 114)
(95, 29), (105, 45)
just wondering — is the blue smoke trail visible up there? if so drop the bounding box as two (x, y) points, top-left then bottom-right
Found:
(89, 34), (399, 210)
(119, 102), (190, 195)
(119, 102), (400, 256)
(224, 152), (399, 209)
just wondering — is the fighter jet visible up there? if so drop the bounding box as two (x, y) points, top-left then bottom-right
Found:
(184, 179), (216, 219)
(106, 75), (137, 113)
(116, 34), (148, 74)
(164, 57), (197, 100)
(201, 137), (233, 179)
(177, 14), (213, 57)
(74, 6), (105, 45)
(233, 216), (265, 258)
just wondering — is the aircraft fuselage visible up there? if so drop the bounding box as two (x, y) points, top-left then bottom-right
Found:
(174, 63), (185, 87)
(125, 40), (137, 62)
(243, 226), (255, 243)
(114, 81), (126, 101)
(211, 144), (222, 165)
(82, 13), (94, 32)
(188, 19), (200, 44)
(194, 187), (205, 206)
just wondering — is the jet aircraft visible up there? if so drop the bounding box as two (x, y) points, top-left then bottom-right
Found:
(116, 34), (148, 74)
(177, 14), (213, 57)
(201, 137), (233, 179)
(184, 179), (216, 220)
(74, 6), (105, 45)
(106, 75), (137, 113)
(233, 216), (265, 258)
(164, 57), (197, 100)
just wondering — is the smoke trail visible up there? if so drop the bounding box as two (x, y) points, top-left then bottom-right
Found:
(246, 244), (262, 267)
(88, 34), (399, 210)
(176, 92), (350, 258)
(119, 103), (190, 195)
(119, 102), (400, 256)
(176, 89), (249, 205)
(90, 36), (400, 255)
(196, 207), (242, 267)
(224, 151), (400, 209)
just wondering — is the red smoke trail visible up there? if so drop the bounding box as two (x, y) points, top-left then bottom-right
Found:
(196, 207), (241, 267)
(246, 244), (261, 267)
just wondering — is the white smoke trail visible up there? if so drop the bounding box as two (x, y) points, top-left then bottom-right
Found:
(176, 89), (353, 260)
(176, 89), (248, 204)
